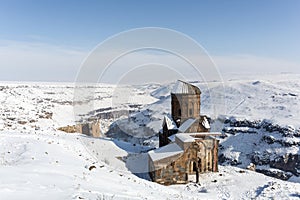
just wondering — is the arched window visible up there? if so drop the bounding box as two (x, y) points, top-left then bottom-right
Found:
(189, 108), (193, 116)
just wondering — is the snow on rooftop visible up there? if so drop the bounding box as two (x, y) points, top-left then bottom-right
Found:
(175, 132), (222, 143)
(175, 133), (195, 143)
(202, 117), (210, 129)
(178, 118), (196, 133)
(163, 114), (178, 130)
(148, 143), (183, 161)
(168, 134), (176, 142)
(171, 80), (201, 94)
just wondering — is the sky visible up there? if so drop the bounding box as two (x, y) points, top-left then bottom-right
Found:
(0, 0), (299, 82)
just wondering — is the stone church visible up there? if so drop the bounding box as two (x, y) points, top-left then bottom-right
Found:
(148, 80), (220, 185)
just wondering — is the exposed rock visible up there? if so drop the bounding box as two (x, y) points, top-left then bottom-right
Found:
(38, 111), (53, 119)
(246, 163), (256, 171)
(58, 125), (79, 133)
(43, 111), (53, 119)
(251, 151), (270, 166)
(17, 120), (27, 125)
(270, 154), (300, 176)
(29, 119), (37, 123)
(221, 117), (300, 181)
(288, 93), (297, 97)
(88, 165), (96, 171)
(7, 117), (16, 121)
(256, 169), (292, 181)
(261, 135), (276, 144)
(218, 154), (241, 166)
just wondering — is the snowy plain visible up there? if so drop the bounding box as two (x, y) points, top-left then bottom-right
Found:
(0, 74), (300, 199)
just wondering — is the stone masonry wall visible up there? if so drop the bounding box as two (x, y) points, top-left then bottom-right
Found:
(150, 138), (219, 185)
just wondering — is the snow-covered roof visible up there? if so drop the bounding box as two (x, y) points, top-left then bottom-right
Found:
(148, 143), (183, 161)
(175, 133), (195, 143)
(171, 80), (201, 94)
(168, 134), (176, 142)
(175, 132), (222, 143)
(178, 118), (197, 133)
(202, 117), (210, 129)
(163, 114), (178, 130)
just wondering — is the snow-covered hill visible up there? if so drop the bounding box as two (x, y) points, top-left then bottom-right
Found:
(0, 74), (300, 199)
(1, 130), (299, 199)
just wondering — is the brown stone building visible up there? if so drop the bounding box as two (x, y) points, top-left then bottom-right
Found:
(159, 80), (211, 147)
(149, 80), (220, 185)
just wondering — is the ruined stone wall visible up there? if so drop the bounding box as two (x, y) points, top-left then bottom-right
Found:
(58, 120), (101, 137)
(79, 121), (101, 137)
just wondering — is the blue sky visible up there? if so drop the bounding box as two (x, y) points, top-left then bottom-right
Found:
(0, 0), (299, 82)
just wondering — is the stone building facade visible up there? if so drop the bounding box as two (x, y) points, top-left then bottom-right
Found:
(149, 133), (220, 185)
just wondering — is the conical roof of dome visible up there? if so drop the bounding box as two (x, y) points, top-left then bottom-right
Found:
(171, 80), (201, 94)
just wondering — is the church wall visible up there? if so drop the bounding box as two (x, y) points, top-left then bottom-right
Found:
(171, 93), (200, 126)
(150, 139), (219, 185)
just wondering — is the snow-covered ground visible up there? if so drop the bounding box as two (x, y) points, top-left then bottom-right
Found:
(0, 74), (300, 199)
(1, 131), (299, 199)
